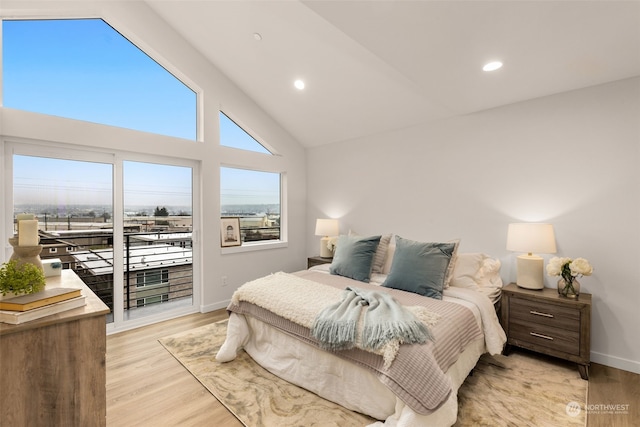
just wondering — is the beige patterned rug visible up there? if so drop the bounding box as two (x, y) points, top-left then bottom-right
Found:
(159, 320), (587, 427)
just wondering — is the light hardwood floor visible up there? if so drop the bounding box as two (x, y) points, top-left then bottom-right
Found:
(106, 310), (241, 427)
(106, 311), (639, 427)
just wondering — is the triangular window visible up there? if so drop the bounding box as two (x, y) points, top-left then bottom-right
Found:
(2, 18), (197, 140)
(219, 112), (272, 154)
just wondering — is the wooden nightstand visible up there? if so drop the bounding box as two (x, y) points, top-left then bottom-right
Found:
(307, 256), (332, 269)
(501, 283), (591, 380)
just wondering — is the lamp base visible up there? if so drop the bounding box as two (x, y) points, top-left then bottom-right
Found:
(319, 237), (333, 258)
(516, 254), (544, 290)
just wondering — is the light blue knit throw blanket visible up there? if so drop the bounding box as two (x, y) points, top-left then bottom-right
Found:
(311, 286), (432, 352)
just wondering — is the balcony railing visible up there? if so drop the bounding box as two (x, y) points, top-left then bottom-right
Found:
(41, 231), (193, 322)
(240, 225), (280, 242)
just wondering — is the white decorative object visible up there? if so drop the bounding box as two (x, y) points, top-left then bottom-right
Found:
(546, 256), (593, 299)
(506, 223), (557, 290)
(43, 258), (63, 277)
(315, 219), (339, 258)
(16, 213), (35, 221)
(18, 219), (39, 247)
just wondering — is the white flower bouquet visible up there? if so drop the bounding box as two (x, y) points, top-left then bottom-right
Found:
(546, 257), (593, 281)
(546, 256), (593, 298)
(326, 236), (339, 253)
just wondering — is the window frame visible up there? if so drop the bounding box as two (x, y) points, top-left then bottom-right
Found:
(2, 139), (202, 333)
(219, 110), (275, 155)
(2, 17), (201, 142)
(219, 165), (288, 255)
(135, 268), (169, 288)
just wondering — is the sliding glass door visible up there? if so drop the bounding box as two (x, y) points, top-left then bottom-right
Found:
(121, 161), (194, 323)
(7, 144), (199, 330)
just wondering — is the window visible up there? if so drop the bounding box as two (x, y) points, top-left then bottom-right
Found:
(219, 112), (271, 154)
(9, 148), (198, 330)
(220, 167), (281, 242)
(49, 248), (58, 254)
(136, 269), (169, 288)
(3, 18), (196, 140)
(137, 294), (169, 307)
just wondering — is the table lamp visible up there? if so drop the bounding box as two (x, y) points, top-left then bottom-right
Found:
(315, 219), (339, 258)
(506, 223), (557, 289)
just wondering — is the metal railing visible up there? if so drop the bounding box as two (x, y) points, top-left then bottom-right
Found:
(43, 231), (193, 317)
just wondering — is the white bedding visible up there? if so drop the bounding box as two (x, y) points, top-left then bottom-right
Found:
(218, 266), (506, 426)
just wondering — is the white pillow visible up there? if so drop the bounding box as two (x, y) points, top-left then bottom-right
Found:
(451, 253), (503, 293)
(382, 242), (396, 275)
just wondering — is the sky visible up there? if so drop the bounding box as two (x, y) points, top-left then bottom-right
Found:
(3, 18), (196, 139)
(4, 18), (278, 211)
(13, 155), (194, 210)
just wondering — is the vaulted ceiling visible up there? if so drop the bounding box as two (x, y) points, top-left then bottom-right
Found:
(146, 1), (640, 147)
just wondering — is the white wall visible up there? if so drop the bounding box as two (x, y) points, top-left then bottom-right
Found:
(307, 77), (640, 374)
(0, 1), (307, 319)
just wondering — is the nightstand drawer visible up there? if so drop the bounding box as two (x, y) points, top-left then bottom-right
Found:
(510, 317), (580, 355)
(510, 297), (580, 331)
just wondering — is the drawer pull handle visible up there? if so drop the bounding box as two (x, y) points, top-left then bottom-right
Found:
(530, 310), (554, 318)
(530, 332), (554, 340)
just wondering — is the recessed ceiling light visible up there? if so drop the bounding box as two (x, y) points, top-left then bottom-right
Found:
(483, 61), (503, 72)
(253, 33), (262, 41)
(294, 79), (305, 90)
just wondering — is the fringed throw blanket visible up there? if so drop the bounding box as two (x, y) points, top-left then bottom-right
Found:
(227, 271), (484, 414)
(230, 272), (439, 367)
(311, 287), (434, 358)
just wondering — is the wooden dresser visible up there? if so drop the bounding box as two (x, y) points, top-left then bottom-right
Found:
(0, 270), (110, 426)
(501, 283), (591, 380)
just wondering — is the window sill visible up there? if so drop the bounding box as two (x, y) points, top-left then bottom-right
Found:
(221, 240), (288, 255)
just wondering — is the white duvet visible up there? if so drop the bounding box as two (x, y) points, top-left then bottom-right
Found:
(217, 268), (506, 427)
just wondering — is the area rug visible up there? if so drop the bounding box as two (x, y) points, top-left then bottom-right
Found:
(159, 321), (587, 427)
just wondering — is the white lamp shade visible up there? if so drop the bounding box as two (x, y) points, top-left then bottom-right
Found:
(315, 219), (339, 237)
(506, 223), (557, 254)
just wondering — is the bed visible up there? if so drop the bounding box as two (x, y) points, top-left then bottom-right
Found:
(216, 234), (507, 426)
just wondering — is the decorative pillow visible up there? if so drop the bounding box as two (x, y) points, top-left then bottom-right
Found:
(349, 230), (392, 274)
(382, 236), (455, 299)
(443, 239), (460, 289)
(382, 242), (396, 274)
(383, 238), (458, 280)
(450, 253), (486, 289)
(330, 234), (381, 282)
(450, 253), (504, 301)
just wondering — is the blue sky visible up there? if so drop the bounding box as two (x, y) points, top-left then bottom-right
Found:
(13, 155), (193, 210)
(4, 18), (278, 210)
(3, 18), (196, 140)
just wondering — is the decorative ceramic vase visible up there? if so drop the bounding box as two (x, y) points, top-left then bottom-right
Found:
(558, 277), (580, 299)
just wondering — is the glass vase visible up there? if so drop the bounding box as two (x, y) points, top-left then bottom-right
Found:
(558, 277), (580, 299)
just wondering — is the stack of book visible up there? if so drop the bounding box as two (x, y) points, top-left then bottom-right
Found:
(0, 288), (86, 324)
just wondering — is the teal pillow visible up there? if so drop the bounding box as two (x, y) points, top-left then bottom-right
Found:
(382, 236), (455, 299)
(330, 234), (381, 282)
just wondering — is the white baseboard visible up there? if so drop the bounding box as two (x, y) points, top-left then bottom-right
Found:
(201, 299), (230, 313)
(591, 351), (640, 374)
